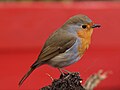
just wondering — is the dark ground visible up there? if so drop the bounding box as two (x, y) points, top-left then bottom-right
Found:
(40, 72), (85, 90)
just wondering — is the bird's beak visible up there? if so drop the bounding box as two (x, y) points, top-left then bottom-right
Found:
(92, 24), (101, 28)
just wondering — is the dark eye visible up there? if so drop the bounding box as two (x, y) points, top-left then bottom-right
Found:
(82, 25), (87, 29)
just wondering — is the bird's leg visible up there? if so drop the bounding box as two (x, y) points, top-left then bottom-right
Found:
(58, 68), (65, 76)
(61, 68), (71, 74)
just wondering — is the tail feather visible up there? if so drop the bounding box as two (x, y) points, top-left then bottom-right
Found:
(18, 68), (35, 87)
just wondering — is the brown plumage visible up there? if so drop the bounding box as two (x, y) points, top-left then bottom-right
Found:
(19, 14), (100, 86)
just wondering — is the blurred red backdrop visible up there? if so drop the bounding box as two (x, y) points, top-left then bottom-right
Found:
(0, 2), (120, 90)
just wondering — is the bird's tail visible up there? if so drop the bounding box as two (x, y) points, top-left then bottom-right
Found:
(18, 67), (35, 87)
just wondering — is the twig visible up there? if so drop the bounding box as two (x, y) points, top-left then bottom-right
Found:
(83, 70), (111, 90)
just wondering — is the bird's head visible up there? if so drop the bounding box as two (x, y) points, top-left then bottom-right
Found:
(62, 14), (101, 38)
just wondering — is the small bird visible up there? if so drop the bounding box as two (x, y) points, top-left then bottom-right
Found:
(19, 14), (100, 86)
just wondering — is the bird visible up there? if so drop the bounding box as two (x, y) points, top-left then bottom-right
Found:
(19, 14), (101, 86)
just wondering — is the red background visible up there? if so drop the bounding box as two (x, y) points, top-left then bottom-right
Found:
(0, 2), (120, 90)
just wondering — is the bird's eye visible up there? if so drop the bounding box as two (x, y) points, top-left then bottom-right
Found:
(82, 25), (87, 29)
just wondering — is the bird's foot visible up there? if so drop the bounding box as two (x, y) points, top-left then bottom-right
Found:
(59, 72), (80, 80)
(58, 68), (79, 78)
(61, 68), (71, 74)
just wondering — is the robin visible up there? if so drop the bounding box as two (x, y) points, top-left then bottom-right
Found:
(19, 14), (100, 86)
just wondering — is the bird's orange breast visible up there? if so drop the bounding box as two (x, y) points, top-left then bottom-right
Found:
(77, 29), (93, 56)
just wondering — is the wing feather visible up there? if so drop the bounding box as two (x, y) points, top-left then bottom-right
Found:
(31, 30), (77, 68)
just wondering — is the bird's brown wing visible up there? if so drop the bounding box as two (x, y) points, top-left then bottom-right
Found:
(31, 30), (77, 68)
(19, 34), (76, 86)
